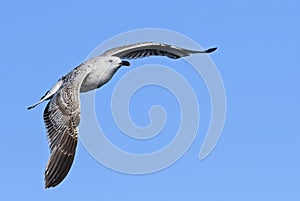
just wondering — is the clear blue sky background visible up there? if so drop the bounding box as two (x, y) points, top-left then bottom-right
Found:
(1, 0), (299, 200)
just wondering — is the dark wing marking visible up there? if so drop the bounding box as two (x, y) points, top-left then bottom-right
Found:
(102, 42), (217, 60)
(43, 68), (88, 188)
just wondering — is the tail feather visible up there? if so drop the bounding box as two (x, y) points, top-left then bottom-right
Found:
(27, 77), (64, 110)
(27, 100), (45, 110)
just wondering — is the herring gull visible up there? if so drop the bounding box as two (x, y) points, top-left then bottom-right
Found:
(27, 42), (217, 188)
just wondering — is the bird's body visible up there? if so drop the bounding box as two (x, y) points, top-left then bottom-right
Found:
(28, 42), (217, 188)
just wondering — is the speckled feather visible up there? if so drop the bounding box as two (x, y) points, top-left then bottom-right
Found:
(43, 68), (87, 188)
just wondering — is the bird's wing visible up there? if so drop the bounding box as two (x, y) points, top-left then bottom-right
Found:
(101, 42), (217, 59)
(43, 67), (89, 188)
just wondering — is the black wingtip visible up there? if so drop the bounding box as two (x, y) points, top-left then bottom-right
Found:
(205, 47), (217, 53)
(45, 181), (54, 189)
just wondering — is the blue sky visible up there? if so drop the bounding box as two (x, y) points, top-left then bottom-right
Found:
(1, 0), (299, 200)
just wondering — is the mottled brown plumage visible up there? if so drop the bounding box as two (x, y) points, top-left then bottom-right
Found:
(43, 69), (85, 188)
(27, 42), (217, 188)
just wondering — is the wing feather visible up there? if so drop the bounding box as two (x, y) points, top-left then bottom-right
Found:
(43, 68), (89, 188)
(36, 41), (217, 188)
(102, 42), (216, 59)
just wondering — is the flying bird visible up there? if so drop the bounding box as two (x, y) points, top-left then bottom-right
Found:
(27, 42), (217, 188)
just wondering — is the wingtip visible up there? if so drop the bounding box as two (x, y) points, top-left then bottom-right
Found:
(205, 47), (217, 53)
(44, 182), (53, 189)
(44, 177), (55, 189)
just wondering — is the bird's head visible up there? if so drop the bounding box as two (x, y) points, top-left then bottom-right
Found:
(90, 56), (130, 70)
(103, 56), (130, 69)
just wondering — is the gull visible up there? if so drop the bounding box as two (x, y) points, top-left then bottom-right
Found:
(27, 42), (217, 188)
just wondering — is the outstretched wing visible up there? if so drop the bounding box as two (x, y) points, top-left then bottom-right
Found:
(102, 42), (217, 59)
(43, 67), (89, 188)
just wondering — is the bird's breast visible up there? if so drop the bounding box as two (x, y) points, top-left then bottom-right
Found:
(80, 67), (118, 93)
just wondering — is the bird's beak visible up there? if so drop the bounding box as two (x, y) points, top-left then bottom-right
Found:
(120, 60), (130, 66)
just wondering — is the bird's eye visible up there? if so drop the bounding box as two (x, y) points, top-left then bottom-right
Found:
(109, 60), (113, 62)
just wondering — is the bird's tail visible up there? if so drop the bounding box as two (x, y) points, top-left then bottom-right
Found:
(27, 77), (64, 110)
(27, 99), (45, 110)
